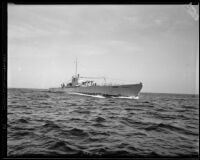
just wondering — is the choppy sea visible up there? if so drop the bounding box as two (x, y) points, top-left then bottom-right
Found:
(7, 88), (199, 158)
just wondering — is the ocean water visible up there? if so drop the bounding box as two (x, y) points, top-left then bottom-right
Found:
(7, 88), (199, 158)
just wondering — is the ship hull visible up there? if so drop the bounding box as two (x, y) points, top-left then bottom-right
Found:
(49, 83), (143, 97)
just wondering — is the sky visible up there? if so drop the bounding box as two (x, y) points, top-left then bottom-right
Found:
(8, 4), (199, 94)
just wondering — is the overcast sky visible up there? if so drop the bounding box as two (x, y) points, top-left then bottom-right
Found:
(8, 5), (199, 94)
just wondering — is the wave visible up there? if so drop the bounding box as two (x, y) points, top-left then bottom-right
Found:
(73, 109), (91, 114)
(94, 116), (106, 123)
(47, 141), (76, 153)
(13, 131), (31, 137)
(144, 123), (199, 136)
(42, 121), (62, 131)
(7, 89), (199, 157)
(17, 118), (29, 124)
(68, 128), (89, 137)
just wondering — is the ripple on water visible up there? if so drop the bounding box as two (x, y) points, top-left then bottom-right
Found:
(7, 89), (199, 157)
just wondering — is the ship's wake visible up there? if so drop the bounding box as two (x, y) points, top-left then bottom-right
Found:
(112, 96), (139, 99)
(69, 92), (139, 99)
(69, 92), (106, 98)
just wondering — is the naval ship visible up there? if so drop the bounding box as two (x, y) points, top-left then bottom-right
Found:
(49, 60), (143, 98)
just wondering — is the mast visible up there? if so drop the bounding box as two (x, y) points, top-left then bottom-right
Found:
(75, 58), (77, 76)
(71, 58), (78, 86)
